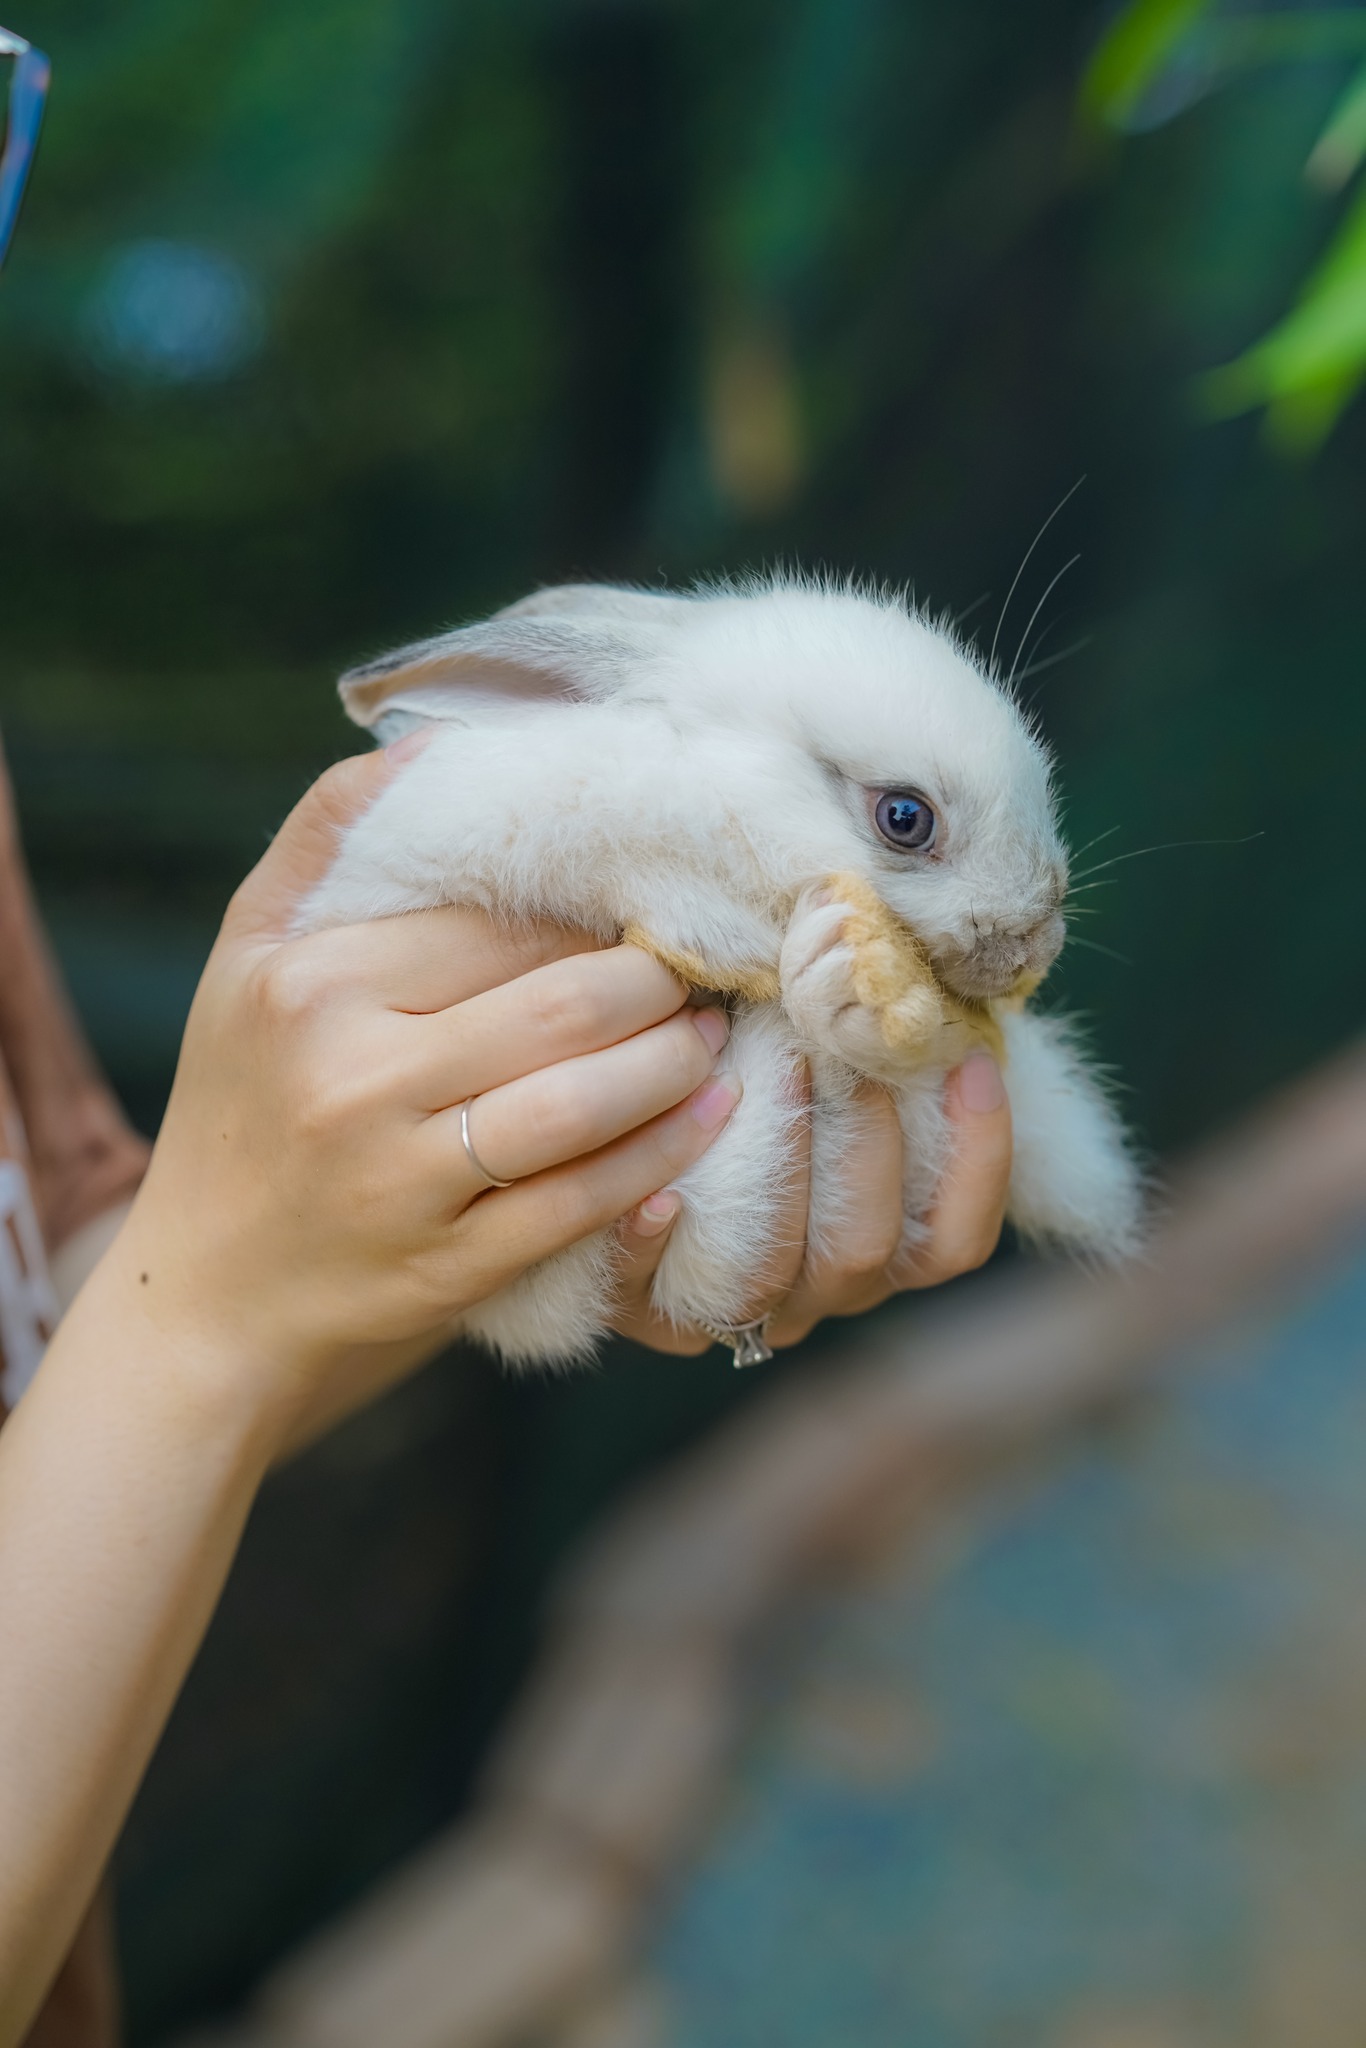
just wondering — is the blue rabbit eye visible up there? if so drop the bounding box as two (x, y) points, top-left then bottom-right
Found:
(875, 791), (937, 851)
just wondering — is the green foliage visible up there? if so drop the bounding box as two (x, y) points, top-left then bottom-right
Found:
(1202, 172), (1366, 447)
(1079, 0), (1214, 130)
(1307, 59), (1366, 190)
(1089, 3), (1366, 447)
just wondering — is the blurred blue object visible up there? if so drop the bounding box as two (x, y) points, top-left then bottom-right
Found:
(82, 239), (265, 382)
(0, 27), (49, 271)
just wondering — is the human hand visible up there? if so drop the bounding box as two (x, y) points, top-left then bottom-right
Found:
(611, 1051), (1012, 1354)
(100, 748), (739, 1451)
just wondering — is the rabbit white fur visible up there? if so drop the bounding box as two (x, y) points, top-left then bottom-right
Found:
(305, 575), (1140, 1365)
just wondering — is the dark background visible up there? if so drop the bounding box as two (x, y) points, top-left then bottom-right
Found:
(2, 2), (1363, 2038)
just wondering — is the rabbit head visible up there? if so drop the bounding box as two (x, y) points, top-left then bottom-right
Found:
(340, 576), (1068, 1003)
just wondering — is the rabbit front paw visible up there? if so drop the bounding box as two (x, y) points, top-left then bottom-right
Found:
(780, 877), (943, 1077)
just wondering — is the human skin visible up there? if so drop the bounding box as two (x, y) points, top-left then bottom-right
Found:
(615, 1051), (1013, 1350)
(0, 744), (1011, 2039)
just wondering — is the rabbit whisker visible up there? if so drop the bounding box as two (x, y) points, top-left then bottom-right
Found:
(1016, 634), (1093, 691)
(951, 591), (992, 634)
(1070, 831), (1264, 884)
(1069, 823), (1122, 863)
(1065, 933), (1131, 967)
(988, 475), (1086, 678)
(1012, 610), (1073, 699)
(1009, 555), (1080, 693)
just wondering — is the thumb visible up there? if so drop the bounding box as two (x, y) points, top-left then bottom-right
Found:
(224, 738), (427, 942)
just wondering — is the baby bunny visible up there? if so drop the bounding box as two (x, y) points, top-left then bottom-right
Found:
(305, 575), (1141, 1367)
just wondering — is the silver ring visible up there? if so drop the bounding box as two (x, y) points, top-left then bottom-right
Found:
(699, 1316), (774, 1370)
(459, 1097), (516, 1190)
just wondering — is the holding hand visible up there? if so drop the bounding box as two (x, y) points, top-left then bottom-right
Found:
(109, 745), (740, 1451)
(613, 1053), (1013, 1352)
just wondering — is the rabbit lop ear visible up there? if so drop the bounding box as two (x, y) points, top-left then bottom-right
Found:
(339, 584), (693, 740)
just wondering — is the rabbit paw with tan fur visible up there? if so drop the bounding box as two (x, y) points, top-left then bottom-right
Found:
(780, 874), (947, 1078)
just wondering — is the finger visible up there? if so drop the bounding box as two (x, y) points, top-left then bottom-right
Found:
(401, 944), (690, 1105)
(610, 1195), (711, 1354)
(225, 744), (427, 943)
(895, 1051), (1012, 1289)
(424, 1008), (731, 1195)
(768, 1079), (904, 1344)
(449, 1074), (745, 1295)
(290, 901), (608, 1018)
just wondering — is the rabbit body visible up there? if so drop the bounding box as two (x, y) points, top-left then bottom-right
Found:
(305, 576), (1140, 1365)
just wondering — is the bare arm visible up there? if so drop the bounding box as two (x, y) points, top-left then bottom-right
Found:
(0, 749), (737, 2039)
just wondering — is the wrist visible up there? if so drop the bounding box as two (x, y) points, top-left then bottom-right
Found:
(62, 1236), (306, 1477)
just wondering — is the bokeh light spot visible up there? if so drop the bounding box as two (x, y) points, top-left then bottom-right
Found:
(82, 239), (265, 383)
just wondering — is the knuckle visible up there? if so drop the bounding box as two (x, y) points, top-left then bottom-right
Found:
(541, 1175), (600, 1246)
(255, 945), (331, 1028)
(663, 1017), (713, 1094)
(382, 1248), (454, 1329)
(524, 962), (611, 1048)
(854, 1222), (904, 1278)
(944, 1221), (1003, 1279)
(526, 1076), (597, 1161)
(824, 1219), (901, 1283)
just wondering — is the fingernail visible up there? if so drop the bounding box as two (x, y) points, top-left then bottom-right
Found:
(631, 1190), (680, 1236)
(691, 1072), (743, 1130)
(958, 1051), (1006, 1114)
(383, 725), (436, 764)
(691, 1007), (730, 1057)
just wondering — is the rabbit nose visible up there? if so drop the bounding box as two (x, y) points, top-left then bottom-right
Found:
(934, 910), (1066, 1001)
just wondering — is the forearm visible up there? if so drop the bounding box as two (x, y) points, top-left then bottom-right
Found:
(0, 1256), (273, 2041)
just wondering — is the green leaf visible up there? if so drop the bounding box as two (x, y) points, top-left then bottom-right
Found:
(1306, 59), (1366, 190)
(1080, 0), (1215, 131)
(1264, 362), (1366, 453)
(1199, 177), (1366, 426)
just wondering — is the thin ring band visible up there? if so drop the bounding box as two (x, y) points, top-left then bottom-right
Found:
(459, 1097), (516, 1190)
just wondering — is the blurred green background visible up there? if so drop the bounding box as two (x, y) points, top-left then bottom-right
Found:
(3, 1), (1364, 2039)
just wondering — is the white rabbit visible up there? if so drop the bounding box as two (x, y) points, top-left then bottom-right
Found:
(304, 574), (1141, 1367)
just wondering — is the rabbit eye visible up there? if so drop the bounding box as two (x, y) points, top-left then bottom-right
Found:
(874, 790), (937, 852)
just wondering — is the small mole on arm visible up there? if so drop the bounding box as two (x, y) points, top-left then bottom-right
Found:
(140, 1273), (149, 1285)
